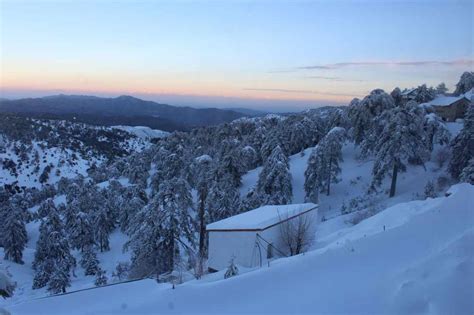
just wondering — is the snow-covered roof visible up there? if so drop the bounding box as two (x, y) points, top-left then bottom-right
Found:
(207, 203), (317, 231)
(401, 88), (416, 96)
(427, 88), (473, 107)
(428, 95), (466, 107)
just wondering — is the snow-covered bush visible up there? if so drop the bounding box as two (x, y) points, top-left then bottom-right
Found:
(112, 262), (130, 282)
(348, 208), (377, 225)
(459, 158), (474, 184)
(224, 258), (239, 279)
(424, 181), (437, 199)
(341, 194), (380, 215)
(0, 271), (15, 298)
(94, 269), (108, 287)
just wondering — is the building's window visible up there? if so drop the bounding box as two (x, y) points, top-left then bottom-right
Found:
(267, 243), (273, 259)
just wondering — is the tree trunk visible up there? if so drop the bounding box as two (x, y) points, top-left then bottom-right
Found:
(198, 188), (207, 258)
(326, 157), (332, 196)
(389, 162), (398, 198)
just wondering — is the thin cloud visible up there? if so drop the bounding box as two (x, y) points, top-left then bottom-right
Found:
(303, 76), (366, 82)
(297, 59), (474, 70)
(243, 88), (362, 97)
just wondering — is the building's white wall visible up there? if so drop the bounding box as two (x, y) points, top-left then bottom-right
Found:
(208, 231), (258, 271)
(208, 209), (318, 271)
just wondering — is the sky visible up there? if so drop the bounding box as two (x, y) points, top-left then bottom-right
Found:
(0, 0), (473, 111)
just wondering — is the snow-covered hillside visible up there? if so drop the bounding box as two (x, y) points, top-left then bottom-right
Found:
(241, 122), (463, 220)
(6, 183), (473, 314)
(111, 125), (169, 140)
(0, 116), (155, 189)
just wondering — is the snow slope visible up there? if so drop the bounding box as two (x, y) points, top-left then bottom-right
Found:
(5, 183), (473, 314)
(111, 125), (169, 140)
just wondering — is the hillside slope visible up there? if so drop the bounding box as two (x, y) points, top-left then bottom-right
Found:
(0, 95), (246, 131)
(6, 183), (473, 314)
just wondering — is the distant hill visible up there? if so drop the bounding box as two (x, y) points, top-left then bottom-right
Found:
(0, 95), (247, 131)
(226, 107), (269, 116)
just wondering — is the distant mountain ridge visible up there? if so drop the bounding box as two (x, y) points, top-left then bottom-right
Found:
(0, 94), (247, 131)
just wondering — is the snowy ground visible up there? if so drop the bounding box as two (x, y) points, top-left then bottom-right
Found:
(5, 183), (473, 314)
(111, 125), (169, 140)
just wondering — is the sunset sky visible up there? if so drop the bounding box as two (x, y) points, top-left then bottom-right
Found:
(1, 0), (473, 111)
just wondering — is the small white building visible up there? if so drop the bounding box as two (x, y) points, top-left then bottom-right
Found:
(206, 203), (318, 271)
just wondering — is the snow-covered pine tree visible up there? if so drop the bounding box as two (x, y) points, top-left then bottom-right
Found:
(390, 87), (402, 106)
(436, 82), (448, 95)
(449, 105), (474, 179)
(94, 268), (108, 287)
(304, 144), (324, 203)
(260, 133), (282, 162)
(124, 200), (163, 278)
(454, 71), (474, 95)
(206, 172), (241, 222)
(304, 127), (346, 200)
(413, 84), (436, 103)
(47, 262), (71, 294)
(69, 211), (95, 251)
(155, 178), (195, 272)
(348, 90), (395, 146)
(369, 103), (428, 197)
(459, 158), (474, 184)
(125, 177), (195, 277)
(2, 207), (27, 264)
(93, 206), (114, 252)
(37, 198), (56, 219)
(80, 245), (100, 276)
(256, 145), (292, 205)
(118, 185), (147, 233)
(217, 149), (244, 188)
(33, 209), (75, 292)
(423, 113), (451, 152)
(192, 154), (213, 257)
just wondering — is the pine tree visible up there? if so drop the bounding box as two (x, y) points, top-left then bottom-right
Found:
(413, 84), (436, 103)
(155, 178), (195, 273)
(69, 211), (95, 251)
(436, 82), (448, 95)
(33, 209), (75, 292)
(47, 264), (70, 294)
(125, 178), (195, 277)
(37, 198), (56, 218)
(80, 245), (100, 276)
(459, 158), (474, 184)
(256, 145), (292, 205)
(94, 268), (108, 287)
(449, 105), (474, 179)
(118, 185), (147, 233)
(192, 154), (213, 257)
(94, 206), (114, 252)
(423, 113), (451, 151)
(206, 173), (241, 222)
(369, 104), (428, 197)
(304, 127), (345, 201)
(348, 90), (395, 146)
(2, 208), (27, 264)
(124, 200), (164, 278)
(454, 71), (474, 95)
